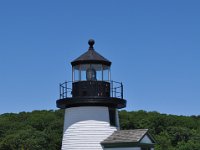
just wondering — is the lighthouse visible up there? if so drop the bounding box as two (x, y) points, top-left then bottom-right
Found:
(56, 39), (126, 150)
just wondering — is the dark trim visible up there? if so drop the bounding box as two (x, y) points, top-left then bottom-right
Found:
(56, 97), (126, 109)
(71, 60), (111, 66)
(101, 142), (155, 148)
(139, 132), (156, 144)
(148, 132), (157, 144)
(109, 107), (116, 126)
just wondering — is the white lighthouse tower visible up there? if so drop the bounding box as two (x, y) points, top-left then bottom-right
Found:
(56, 39), (126, 150)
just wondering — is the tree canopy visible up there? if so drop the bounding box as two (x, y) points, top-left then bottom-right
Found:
(0, 109), (199, 150)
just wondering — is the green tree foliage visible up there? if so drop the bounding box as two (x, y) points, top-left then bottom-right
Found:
(0, 109), (200, 149)
(0, 110), (63, 150)
(119, 110), (200, 150)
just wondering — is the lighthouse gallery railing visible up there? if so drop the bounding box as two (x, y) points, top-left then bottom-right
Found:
(59, 81), (123, 99)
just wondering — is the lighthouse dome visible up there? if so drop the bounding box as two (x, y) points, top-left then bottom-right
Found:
(71, 39), (111, 66)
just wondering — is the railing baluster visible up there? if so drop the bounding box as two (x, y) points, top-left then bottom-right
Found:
(65, 81), (67, 98)
(59, 83), (61, 99)
(59, 81), (73, 99)
(61, 84), (63, 99)
(114, 87), (116, 97)
(121, 82), (123, 99)
(112, 81), (113, 97)
(62, 85), (64, 99)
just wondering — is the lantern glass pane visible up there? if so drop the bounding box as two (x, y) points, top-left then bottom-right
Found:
(80, 64), (90, 81)
(103, 65), (110, 81)
(91, 64), (102, 81)
(73, 65), (80, 81)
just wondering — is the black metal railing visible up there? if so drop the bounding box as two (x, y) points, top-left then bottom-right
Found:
(110, 80), (123, 99)
(59, 80), (123, 99)
(59, 81), (72, 99)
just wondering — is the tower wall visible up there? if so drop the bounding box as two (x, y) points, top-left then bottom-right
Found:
(61, 106), (118, 150)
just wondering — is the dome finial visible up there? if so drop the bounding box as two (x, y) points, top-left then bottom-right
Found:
(88, 39), (95, 50)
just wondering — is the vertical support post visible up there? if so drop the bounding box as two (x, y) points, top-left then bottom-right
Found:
(121, 82), (123, 99)
(111, 80), (113, 97)
(65, 81), (67, 98)
(79, 64), (81, 81)
(59, 83), (61, 99)
(102, 64), (103, 81)
(114, 87), (116, 97)
(72, 67), (74, 82)
(108, 67), (111, 81)
(61, 84), (64, 99)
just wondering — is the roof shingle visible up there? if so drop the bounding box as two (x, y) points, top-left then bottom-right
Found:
(71, 39), (111, 66)
(101, 129), (149, 144)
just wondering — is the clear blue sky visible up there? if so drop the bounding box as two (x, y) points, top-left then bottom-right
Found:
(0, 1), (199, 115)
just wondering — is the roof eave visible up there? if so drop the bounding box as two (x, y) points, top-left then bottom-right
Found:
(71, 60), (111, 66)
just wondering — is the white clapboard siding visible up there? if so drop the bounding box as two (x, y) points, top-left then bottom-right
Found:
(62, 106), (118, 150)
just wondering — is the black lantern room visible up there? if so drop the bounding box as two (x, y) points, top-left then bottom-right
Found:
(56, 39), (126, 109)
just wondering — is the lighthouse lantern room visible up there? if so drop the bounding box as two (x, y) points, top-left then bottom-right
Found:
(56, 39), (126, 150)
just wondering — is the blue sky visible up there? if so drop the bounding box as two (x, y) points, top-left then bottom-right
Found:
(0, 1), (199, 115)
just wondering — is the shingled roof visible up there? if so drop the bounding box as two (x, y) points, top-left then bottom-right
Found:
(101, 129), (150, 144)
(101, 129), (156, 149)
(71, 39), (111, 66)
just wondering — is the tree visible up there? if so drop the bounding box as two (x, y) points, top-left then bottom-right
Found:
(0, 109), (200, 149)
